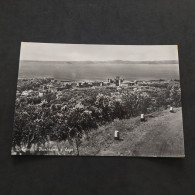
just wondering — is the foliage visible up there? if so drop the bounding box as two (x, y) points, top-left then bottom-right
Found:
(12, 79), (182, 154)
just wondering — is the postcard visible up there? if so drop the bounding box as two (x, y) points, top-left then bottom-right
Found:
(11, 43), (185, 157)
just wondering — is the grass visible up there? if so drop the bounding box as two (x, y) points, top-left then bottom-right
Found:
(12, 107), (184, 157)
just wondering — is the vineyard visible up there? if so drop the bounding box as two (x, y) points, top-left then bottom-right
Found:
(12, 79), (181, 155)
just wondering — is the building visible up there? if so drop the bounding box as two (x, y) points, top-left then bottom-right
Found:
(120, 80), (137, 87)
(38, 91), (45, 97)
(48, 85), (57, 93)
(76, 82), (82, 87)
(115, 76), (120, 86)
(76, 82), (91, 88)
(71, 83), (77, 88)
(108, 76), (123, 86)
(21, 91), (29, 96)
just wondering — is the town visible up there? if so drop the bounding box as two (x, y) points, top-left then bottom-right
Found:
(17, 76), (174, 99)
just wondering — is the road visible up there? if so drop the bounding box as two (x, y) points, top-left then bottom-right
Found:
(80, 107), (185, 157)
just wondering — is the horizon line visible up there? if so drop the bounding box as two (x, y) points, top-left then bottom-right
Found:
(20, 59), (179, 63)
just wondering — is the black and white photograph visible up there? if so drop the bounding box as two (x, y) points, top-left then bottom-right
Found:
(11, 43), (185, 157)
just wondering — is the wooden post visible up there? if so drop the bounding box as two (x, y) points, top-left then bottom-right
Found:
(141, 114), (145, 122)
(114, 131), (119, 140)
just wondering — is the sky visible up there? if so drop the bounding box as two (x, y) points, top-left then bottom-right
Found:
(20, 42), (179, 62)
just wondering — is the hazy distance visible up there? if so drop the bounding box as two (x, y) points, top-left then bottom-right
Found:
(18, 60), (180, 81)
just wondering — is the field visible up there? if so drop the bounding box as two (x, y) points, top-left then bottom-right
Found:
(12, 78), (183, 156)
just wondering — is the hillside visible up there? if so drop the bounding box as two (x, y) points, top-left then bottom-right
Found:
(78, 107), (184, 157)
(21, 107), (184, 157)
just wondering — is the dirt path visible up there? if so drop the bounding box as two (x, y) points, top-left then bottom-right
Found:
(81, 108), (185, 157)
(130, 108), (185, 157)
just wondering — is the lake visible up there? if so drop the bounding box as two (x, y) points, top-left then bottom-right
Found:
(19, 60), (180, 81)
